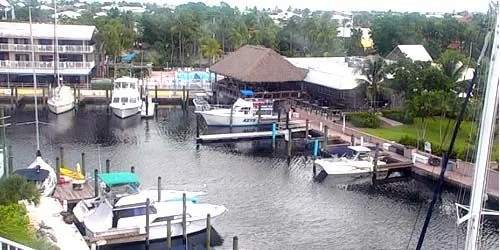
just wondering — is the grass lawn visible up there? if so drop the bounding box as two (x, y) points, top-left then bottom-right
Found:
(365, 117), (477, 155)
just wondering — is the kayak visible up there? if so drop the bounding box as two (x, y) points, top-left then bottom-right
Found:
(60, 165), (84, 180)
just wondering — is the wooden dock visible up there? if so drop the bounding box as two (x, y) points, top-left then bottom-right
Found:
(53, 181), (95, 205)
(196, 127), (307, 143)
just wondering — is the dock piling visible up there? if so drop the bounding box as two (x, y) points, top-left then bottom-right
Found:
(257, 105), (262, 124)
(145, 198), (150, 249)
(342, 113), (346, 133)
(285, 109), (289, 129)
(229, 105), (234, 129)
(196, 115), (200, 138)
(277, 108), (281, 123)
(7, 145), (12, 175)
(56, 157), (60, 184)
(131, 166), (135, 173)
(157, 176), (161, 202)
(81, 152), (86, 177)
(154, 85), (158, 103)
(350, 134), (355, 146)
(145, 96), (149, 116)
(305, 119), (310, 144)
(59, 147), (64, 167)
(372, 143), (380, 185)
(271, 123), (276, 149)
(287, 128), (292, 157)
(206, 214), (211, 250)
(323, 125), (329, 147)
(94, 169), (99, 197)
(185, 89), (189, 108)
(313, 139), (319, 157)
(182, 86), (186, 109)
(105, 159), (110, 173)
(182, 193), (187, 247)
(166, 219), (172, 250)
(233, 236), (238, 250)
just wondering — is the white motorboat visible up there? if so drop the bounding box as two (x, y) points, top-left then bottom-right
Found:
(193, 93), (211, 112)
(197, 98), (277, 126)
(313, 146), (387, 185)
(140, 96), (155, 118)
(110, 77), (142, 119)
(73, 172), (226, 242)
(15, 151), (57, 197)
(47, 85), (75, 114)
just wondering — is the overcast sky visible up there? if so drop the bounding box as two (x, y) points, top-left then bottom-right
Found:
(157, 0), (491, 13)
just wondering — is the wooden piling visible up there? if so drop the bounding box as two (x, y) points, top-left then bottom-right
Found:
(73, 87), (77, 102)
(131, 166), (135, 173)
(157, 176), (161, 202)
(185, 89), (189, 108)
(206, 214), (211, 250)
(56, 157), (60, 184)
(145, 96), (149, 116)
(145, 198), (150, 249)
(277, 108), (281, 123)
(77, 88), (81, 101)
(196, 115), (200, 138)
(155, 85), (158, 103)
(166, 219), (172, 250)
(81, 152), (86, 177)
(182, 193), (187, 246)
(105, 89), (109, 99)
(59, 147), (64, 167)
(285, 109), (289, 129)
(105, 159), (110, 173)
(182, 86), (186, 108)
(323, 125), (329, 147)
(14, 87), (18, 106)
(7, 145), (12, 175)
(10, 86), (14, 108)
(233, 236), (238, 250)
(372, 143), (380, 185)
(350, 134), (355, 146)
(257, 105), (262, 124)
(229, 105), (234, 129)
(42, 88), (45, 105)
(94, 169), (99, 197)
(305, 119), (310, 143)
(287, 128), (292, 157)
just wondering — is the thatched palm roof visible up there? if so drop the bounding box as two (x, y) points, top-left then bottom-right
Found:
(210, 45), (308, 83)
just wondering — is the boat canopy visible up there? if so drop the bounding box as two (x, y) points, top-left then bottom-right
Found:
(348, 146), (372, 153)
(240, 89), (254, 97)
(15, 168), (49, 182)
(98, 172), (140, 187)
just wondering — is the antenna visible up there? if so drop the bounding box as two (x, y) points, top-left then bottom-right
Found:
(28, 7), (40, 151)
(53, 0), (60, 90)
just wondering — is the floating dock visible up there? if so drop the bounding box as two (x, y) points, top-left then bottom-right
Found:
(196, 127), (307, 143)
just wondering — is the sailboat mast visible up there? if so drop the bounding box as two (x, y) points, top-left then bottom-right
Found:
(28, 7), (40, 150)
(53, 0), (60, 88)
(464, 5), (500, 249)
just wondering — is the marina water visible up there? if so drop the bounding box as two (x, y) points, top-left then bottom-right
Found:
(6, 105), (499, 249)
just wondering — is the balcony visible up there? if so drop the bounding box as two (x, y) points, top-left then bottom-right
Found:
(0, 60), (95, 75)
(0, 44), (94, 53)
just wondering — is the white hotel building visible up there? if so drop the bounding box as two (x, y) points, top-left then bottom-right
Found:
(0, 22), (96, 86)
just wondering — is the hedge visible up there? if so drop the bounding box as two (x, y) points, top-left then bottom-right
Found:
(381, 109), (414, 124)
(345, 112), (381, 128)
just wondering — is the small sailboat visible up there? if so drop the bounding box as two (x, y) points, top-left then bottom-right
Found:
(46, 1), (75, 114)
(109, 77), (142, 119)
(14, 7), (57, 197)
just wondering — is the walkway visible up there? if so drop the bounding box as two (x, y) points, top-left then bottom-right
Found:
(293, 107), (499, 199)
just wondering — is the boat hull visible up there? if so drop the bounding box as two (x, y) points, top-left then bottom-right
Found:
(199, 111), (277, 126)
(314, 169), (372, 185)
(111, 106), (140, 119)
(47, 100), (74, 114)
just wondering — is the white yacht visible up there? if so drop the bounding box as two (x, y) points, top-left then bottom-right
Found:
(47, 85), (75, 114)
(73, 172), (226, 242)
(313, 146), (387, 185)
(109, 77), (142, 119)
(197, 98), (277, 126)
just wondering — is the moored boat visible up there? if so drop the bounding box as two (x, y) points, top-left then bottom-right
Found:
(109, 77), (142, 119)
(197, 98), (277, 126)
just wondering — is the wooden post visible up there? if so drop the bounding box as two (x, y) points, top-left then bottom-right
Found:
(81, 152), (86, 177)
(271, 122), (277, 149)
(185, 89), (189, 108)
(56, 157), (60, 184)
(42, 88), (45, 105)
(157, 176), (161, 202)
(94, 169), (99, 197)
(287, 128), (292, 157)
(323, 125), (329, 147)
(105, 88), (109, 99)
(196, 115), (200, 138)
(229, 105), (234, 129)
(105, 159), (110, 173)
(182, 86), (186, 108)
(182, 193), (187, 246)
(59, 147), (64, 167)
(77, 88), (81, 101)
(257, 105), (261, 124)
(145, 96), (149, 116)
(351, 134), (355, 146)
(285, 109), (289, 129)
(10, 86), (14, 108)
(131, 166), (135, 173)
(155, 85), (158, 103)
(206, 214), (211, 250)
(14, 87), (18, 106)
(277, 108), (281, 123)
(305, 119), (310, 144)
(166, 219), (172, 250)
(233, 236), (238, 250)
(74, 87), (77, 102)
(372, 143), (380, 185)
(7, 145), (12, 175)
(145, 198), (150, 249)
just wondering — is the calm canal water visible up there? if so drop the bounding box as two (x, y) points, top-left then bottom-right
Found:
(6, 105), (499, 250)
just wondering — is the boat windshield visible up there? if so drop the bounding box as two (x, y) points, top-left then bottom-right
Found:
(120, 97), (128, 103)
(113, 97), (119, 103)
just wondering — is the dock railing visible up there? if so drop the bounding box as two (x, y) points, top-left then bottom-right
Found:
(0, 235), (34, 250)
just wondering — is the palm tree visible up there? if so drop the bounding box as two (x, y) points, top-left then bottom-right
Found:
(359, 56), (388, 112)
(200, 37), (222, 66)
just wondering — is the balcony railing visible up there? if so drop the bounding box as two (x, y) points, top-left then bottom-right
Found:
(0, 60), (95, 69)
(0, 43), (94, 53)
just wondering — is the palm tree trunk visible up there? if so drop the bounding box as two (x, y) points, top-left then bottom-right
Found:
(113, 54), (117, 79)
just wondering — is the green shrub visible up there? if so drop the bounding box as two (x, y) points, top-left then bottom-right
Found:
(345, 112), (381, 128)
(381, 109), (414, 124)
(0, 175), (40, 206)
(398, 135), (417, 147)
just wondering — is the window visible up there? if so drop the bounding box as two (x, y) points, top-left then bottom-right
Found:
(120, 97), (128, 103)
(113, 97), (119, 103)
(114, 206), (157, 219)
(40, 55), (53, 62)
(15, 54), (29, 61)
(130, 98), (136, 103)
(0, 38), (7, 43)
(14, 38), (29, 44)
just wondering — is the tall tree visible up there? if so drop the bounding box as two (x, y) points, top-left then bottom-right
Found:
(359, 56), (388, 111)
(200, 37), (222, 66)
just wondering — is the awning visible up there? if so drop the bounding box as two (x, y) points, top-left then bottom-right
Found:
(240, 89), (254, 97)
